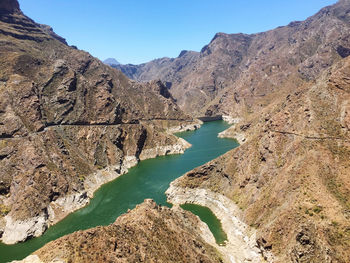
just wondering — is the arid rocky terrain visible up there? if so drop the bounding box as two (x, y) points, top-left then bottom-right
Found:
(117, 0), (350, 119)
(0, 0), (200, 245)
(15, 200), (223, 263)
(168, 54), (350, 262)
(2, 0), (350, 262)
(118, 0), (349, 262)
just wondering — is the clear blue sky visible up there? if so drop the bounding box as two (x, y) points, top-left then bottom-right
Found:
(19, 0), (337, 64)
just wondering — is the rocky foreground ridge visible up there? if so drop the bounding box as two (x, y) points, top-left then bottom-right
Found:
(14, 200), (223, 263)
(0, 0), (200, 245)
(117, 0), (350, 118)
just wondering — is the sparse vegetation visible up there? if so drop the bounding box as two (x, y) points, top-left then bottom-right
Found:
(327, 222), (350, 249)
(79, 175), (86, 182)
(312, 205), (323, 214)
(0, 204), (10, 216)
(305, 208), (314, 216)
(325, 177), (350, 210)
(275, 156), (285, 168)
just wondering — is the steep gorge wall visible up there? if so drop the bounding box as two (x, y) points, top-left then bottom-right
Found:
(0, 0), (199, 244)
(168, 56), (350, 262)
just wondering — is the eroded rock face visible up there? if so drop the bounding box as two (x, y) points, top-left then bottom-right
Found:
(0, 1), (196, 244)
(0, 0), (19, 14)
(17, 200), (222, 263)
(171, 56), (350, 262)
(117, 1), (350, 118)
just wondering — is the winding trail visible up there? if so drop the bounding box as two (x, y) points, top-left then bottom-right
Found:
(0, 118), (195, 140)
(271, 129), (349, 141)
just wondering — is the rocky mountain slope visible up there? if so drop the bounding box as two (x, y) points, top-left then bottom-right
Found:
(2, 0), (350, 262)
(117, 0), (350, 118)
(0, 0), (199, 245)
(15, 200), (223, 263)
(167, 50), (350, 262)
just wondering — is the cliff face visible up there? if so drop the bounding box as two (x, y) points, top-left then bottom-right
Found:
(0, 0), (196, 244)
(169, 54), (350, 262)
(16, 200), (222, 263)
(117, 1), (350, 118)
(0, 0), (19, 14)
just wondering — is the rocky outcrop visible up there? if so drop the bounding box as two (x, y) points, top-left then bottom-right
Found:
(0, 0), (196, 244)
(117, 1), (350, 119)
(15, 200), (223, 263)
(0, 0), (19, 14)
(38, 24), (67, 45)
(170, 55), (350, 262)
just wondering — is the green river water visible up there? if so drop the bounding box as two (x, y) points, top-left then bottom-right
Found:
(181, 203), (228, 245)
(0, 120), (238, 262)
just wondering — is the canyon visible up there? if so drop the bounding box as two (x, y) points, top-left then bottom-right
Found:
(1, 0), (350, 262)
(1, 120), (237, 263)
(0, 0), (199, 246)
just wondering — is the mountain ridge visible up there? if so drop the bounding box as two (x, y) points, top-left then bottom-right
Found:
(116, 0), (350, 118)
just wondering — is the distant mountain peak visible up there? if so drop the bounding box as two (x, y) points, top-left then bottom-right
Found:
(103, 58), (120, 66)
(179, 50), (189, 57)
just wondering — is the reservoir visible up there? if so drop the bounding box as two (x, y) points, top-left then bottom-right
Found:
(181, 203), (228, 245)
(0, 120), (238, 262)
